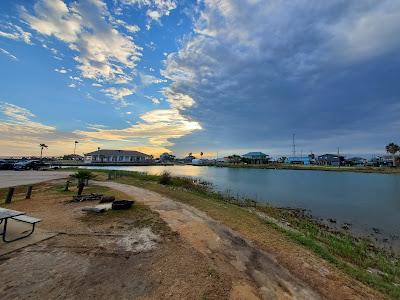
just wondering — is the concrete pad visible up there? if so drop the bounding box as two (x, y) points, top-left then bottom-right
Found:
(0, 219), (57, 256)
(0, 170), (72, 188)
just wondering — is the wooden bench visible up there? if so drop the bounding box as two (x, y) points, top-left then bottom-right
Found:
(3, 215), (42, 242)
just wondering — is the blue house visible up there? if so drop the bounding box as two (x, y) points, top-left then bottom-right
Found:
(286, 156), (311, 165)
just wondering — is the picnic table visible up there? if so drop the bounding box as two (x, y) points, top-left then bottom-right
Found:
(0, 207), (41, 243)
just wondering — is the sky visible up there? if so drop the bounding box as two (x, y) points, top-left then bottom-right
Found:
(0, 0), (399, 158)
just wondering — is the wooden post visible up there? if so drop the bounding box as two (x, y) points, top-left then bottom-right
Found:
(64, 181), (71, 191)
(25, 186), (33, 199)
(108, 172), (112, 180)
(5, 187), (15, 204)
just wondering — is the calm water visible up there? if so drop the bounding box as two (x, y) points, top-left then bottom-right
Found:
(85, 165), (400, 237)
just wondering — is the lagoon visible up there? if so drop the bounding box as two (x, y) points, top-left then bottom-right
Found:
(84, 165), (400, 239)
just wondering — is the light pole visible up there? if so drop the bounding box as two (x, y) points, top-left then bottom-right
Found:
(74, 141), (79, 155)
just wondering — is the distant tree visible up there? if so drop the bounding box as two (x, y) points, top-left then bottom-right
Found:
(200, 152), (204, 157)
(386, 143), (400, 167)
(188, 152), (192, 157)
(228, 154), (242, 164)
(39, 143), (48, 159)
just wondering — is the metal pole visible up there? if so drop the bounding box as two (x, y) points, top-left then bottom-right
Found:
(292, 134), (296, 157)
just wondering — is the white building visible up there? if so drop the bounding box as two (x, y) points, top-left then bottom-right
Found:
(84, 149), (151, 164)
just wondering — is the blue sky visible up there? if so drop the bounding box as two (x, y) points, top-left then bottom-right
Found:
(0, 0), (399, 158)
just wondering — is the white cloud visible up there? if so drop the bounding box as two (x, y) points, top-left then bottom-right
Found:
(140, 73), (167, 86)
(92, 83), (102, 87)
(114, 19), (140, 33)
(54, 67), (68, 73)
(42, 43), (63, 58)
(68, 83), (77, 88)
(0, 23), (32, 44)
(162, 88), (195, 110)
(144, 96), (161, 104)
(101, 87), (134, 100)
(0, 102), (54, 141)
(21, 0), (142, 84)
(119, 0), (177, 28)
(76, 107), (201, 147)
(0, 48), (18, 61)
(69, 76), (83, 81)
(0, 102), (97, 156)
(145, 41), (156, 50)
(326, 1), (400, 62)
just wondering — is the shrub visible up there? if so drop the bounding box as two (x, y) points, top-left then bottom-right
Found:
(159, 171), (172, 185)
(71, 170), (96, 185)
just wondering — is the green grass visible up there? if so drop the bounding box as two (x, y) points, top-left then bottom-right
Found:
(219, 163), (400, 174)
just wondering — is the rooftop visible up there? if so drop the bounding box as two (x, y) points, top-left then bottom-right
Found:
(85, 149), (150, 157)
(242, 152), (268, 156)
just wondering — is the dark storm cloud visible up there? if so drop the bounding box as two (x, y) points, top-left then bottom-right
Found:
(163, 0), (400, 155)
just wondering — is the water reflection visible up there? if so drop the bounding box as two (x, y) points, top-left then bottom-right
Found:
(83, 165), (400, 237)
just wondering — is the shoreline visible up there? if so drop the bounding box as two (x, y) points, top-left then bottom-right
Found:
(56, 161), (400, 174)
(3, 169), (398, 297)
(89, 169), (398, 298)
(64, 167), (400, 252)
(211, 163), (400, 174)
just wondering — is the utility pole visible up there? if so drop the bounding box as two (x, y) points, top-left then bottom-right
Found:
(74, 141), (79, 155)
(292, 134), (296, 157)
(337, 147), (340, 168)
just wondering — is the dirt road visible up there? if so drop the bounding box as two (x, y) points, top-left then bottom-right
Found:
(0, 170), (71, 188)
(98, 181), (322, 300)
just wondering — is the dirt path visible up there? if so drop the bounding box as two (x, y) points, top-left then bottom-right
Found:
(97, 181), (322, 300)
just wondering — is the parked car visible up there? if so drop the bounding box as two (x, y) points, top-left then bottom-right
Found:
(13, 160), (48, 170)
(0, 160), (15, 170)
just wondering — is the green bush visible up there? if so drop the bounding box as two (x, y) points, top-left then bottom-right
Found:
(159, 171), (172, 185)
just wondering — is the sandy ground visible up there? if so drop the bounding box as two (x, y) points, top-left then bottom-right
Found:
(0, 180), (383, 299)
(98, 181), (322, 300)
(0, 182), (231, 299)
(0, 170), (72, 188)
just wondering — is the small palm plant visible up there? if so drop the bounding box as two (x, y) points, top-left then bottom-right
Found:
(70, 170), (96, 195)
(385, 143), (399, 167)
